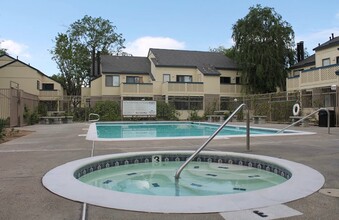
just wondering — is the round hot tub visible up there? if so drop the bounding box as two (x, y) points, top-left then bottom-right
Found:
(42, 151), (324, 213)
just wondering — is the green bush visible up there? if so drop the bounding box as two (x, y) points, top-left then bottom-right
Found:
(188, 109), (203, 121)
(0, 118), (6, 140)
(93, 100), (121, 121)
(73, 107), (92, 121)
(156, 101), (178, 120)
(38, 103), (48, 116)
(23, 106), (39, 125)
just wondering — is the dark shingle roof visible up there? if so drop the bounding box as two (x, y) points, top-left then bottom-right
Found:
(313, 36), (339, 51)
(290, 54), (315, 70)
(149, 48), (238, 75)
(101, 55), (152, 75)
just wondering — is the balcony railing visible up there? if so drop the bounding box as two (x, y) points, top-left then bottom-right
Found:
(162, 82), (204, 95)
(39, 90), (62, 100)
(287, 64), (339, 91)
(121, 83), (153, 95)
(220, 84), (242, 95)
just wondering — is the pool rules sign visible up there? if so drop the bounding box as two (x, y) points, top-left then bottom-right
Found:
(122, 101), (156, 117)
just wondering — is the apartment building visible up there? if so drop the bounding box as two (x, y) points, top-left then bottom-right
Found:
(286, 35), (339, 125)
(0, 54), (64, 126)
(82, 48), (242, 119)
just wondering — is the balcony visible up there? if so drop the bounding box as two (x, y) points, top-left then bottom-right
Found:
(220, 84), (242, 95)
(39, 90), (62, 100)
(287, 64), (339, 91)
(121, 83), (153, 95)
(162, 82), (204, 95)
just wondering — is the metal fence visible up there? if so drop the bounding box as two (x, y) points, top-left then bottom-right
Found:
(220, 90), (338, 125)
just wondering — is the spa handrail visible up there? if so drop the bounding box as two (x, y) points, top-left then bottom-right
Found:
(175, 103), (249, 180)
(276, 108), (330, 134)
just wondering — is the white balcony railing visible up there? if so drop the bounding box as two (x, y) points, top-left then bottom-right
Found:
(220, 84), (242, 95)
(121, 83), (153, 95)
(39, 90), (62, 100)
(162, 82), (204, 95)
(287, 64), (339, 91)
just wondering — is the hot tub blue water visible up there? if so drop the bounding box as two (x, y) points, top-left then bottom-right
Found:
(78, 161), (287, 196)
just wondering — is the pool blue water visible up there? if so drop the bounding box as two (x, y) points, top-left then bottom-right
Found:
(79, 162), (287, 196)
(96, 122), (277, 139)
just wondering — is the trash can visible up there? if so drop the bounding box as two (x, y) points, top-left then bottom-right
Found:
(318, 110), (336, 127)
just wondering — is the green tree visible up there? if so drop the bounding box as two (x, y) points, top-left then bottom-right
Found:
(51, 33), (90, 95)
(232, 5), (295, 93)
(210, 46), (236, 59)
(0, 41), (7, 55)
(51, 15), (125, 98)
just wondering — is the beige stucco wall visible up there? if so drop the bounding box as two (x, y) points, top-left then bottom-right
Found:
(90, 76), (103, 96)
(315, 46), (339, 67)
(0, 61), (63, 97)
(0, 55), (13, 66)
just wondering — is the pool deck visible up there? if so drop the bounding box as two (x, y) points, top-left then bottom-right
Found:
(0, 122), (338, 220)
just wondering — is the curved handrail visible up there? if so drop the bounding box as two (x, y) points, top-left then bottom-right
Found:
(88, 113), (100, 122)
(276, 108), (330, 134)
(174, 103), (248, 180)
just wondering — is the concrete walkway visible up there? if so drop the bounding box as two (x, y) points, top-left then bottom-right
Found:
(0, 122), (338, 220)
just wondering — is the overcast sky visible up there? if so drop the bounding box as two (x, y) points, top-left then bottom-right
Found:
(1, 0), (339, 75)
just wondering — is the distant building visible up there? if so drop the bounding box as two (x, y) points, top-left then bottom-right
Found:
(286, 34), (339, 124)
(82, 48), (242, 119)
(0, 54), (64, 126)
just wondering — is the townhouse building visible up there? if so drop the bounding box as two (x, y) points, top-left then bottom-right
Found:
(286, 35), (339, 125)
(0, 54), (64, 126)
(82, 48), (242, 119)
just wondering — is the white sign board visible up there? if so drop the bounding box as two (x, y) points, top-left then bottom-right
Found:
(122, 101), (156, 117)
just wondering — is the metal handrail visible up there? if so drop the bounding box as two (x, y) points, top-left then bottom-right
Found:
(174, 103), (249, 180)
(88, 113), (100, 122)
(277, 108), (330, 134)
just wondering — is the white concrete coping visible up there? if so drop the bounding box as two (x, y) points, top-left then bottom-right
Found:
(42, 151), (324, 213)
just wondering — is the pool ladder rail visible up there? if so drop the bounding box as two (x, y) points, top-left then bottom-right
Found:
(175, 103), (250, 180)
(88, 113), (100, 122)
(277, 108), (331, 134)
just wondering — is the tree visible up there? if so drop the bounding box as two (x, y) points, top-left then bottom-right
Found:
(0, 41), (7, 55)
(51, 33), (91, 95)
(210, 46), (236, 60)
(232, 5), (295, 93)
(51, 15), (125, 99)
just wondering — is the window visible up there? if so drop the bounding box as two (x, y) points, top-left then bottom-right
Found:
(336, 56), (339, 64)
(42, 83), (54, 90)
(37, 80), (40, 90)
(126, 76), (143, 84)
(176, 75), (192, 83)
(168, 96), (203, 110)
(163, 74), (170, 82)
(106, 75), (120, 87)
(220, 77), (231, 84)
(322, 58), (330, 66)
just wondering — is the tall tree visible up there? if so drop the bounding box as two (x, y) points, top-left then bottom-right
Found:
(51, 15), (125, 98)
(232, 5), (295, 93)
(210, 46), (236, 59)
(0, 41), (7, 55)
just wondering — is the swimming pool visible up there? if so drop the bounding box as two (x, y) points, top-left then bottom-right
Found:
(86, 121), (307, 141)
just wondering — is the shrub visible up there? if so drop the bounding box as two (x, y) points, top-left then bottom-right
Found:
(0, 118), (6, 140)
(73, 107), (92, 121)
(23, 106), (39, 125)
(93, 100), (121, 121)
(156, 101), (178, 120)
(188, 109), (203, 121)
